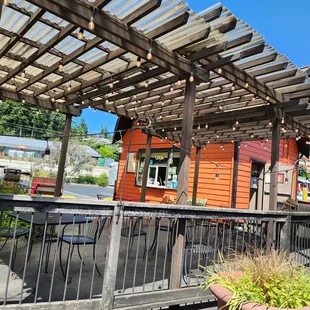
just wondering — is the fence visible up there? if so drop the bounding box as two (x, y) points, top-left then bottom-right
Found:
(0, 195), (309, 309)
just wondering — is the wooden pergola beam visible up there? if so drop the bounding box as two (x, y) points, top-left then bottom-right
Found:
(19, 0), (163, 94)
(27, 0), (209, 82)
(0, 88), (81, 116)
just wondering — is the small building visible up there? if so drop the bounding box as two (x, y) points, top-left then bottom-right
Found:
(113, 119), (300, 210)
(0, 135), (100, 159)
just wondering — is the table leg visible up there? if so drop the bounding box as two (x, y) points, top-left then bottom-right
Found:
(44, 226), (55, 273)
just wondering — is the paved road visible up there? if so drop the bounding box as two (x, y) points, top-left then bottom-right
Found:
(63, 183), (114, 199)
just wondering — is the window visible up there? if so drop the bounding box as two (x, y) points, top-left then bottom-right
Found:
(136, 148), (180, 189)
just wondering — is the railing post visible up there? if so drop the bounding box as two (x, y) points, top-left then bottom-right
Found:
(280, 215), (291, 253)
(102, 204), (123, 309)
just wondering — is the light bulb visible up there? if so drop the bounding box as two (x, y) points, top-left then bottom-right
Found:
(295, 128), (299, 133)
(250, 133), (254, 138)
(161, 101), (164, 106)
(136, 56), (141, 68)
(56, 108), (59, 113)
(208, 140), (210, 144)
(88, 16), (95, 30)
(235, 120), (239, 125)
(4, 0), (8, 5)
(22, 99), (25, 104)
(51, 97), (55, 103)
(58, 63), (63, 71)
(231, 139), (234, 143)
(198, 124), (201, 130)
(245, 82), (249, 88)
(162, 128), (165, 132)
(144, 81), (148, 88)
(78, 28), (84, 40)
(205, 123), (209, 129)
(231, 84), (235, 91)
(285, 143), (288, 148)
(266, 138), (269, 142)
(108, 109), (111, 113)
(219, 105), (223, 111)
(189, 73), (194, 83)
(216, 134), (219, 138)
(170, 86), (174, 92)
(94, 108), (96, 112)
(252, 97), (256, 101)
(232, 126), (236, 131)
(176, 79), (181, 86)
(88, 105), (91, 109)
(67, 84), (71, 92)
(281, 117), (285, 124)
(174, 126), (177, 131)
(266, 96), (270, 101)
(268, 120), (272, 126)
(215, 171), (220, 181)
(218, 68), (222, 74)
(245, 143), (248, 147)
(146, 48), (152, 60)
(130, 117), (133, 120)
(109, 82), (114, 89)
(21, 70), (26, 78)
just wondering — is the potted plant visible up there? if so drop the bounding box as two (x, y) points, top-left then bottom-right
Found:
(202, 250), (310, 310)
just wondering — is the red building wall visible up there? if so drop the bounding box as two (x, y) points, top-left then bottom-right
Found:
(115, 130), (298, 209)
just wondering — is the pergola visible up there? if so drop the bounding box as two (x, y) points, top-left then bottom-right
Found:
(0, 0), (310, 211)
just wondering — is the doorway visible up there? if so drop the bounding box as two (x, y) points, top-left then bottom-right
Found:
(249, 160), (265, 210)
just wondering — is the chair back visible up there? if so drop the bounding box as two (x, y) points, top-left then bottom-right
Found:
(86, 216), (107, 240)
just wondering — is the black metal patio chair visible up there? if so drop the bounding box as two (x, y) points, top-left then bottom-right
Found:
(0, 211), (30, 271)
(59, 215), (107, 282)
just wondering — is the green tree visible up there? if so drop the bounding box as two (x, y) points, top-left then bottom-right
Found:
(99, 125), (110, 138)
(97, 144), (119, 160)
(71, 117), (88, 140)
(0, 100), (65, 138)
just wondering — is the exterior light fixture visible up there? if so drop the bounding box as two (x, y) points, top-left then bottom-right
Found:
(136, 56), (141, 68)
(146, 48), (153, 60)
(45, 140), (50, 156)
(51, 96), (55, 103)
(198, 124), (201, 130)
(78, 28), (84, 40)
(250, 133), (254, 138)
(67, 83), (72, 92)
(170, 86), (174, 92)
(218, 68), (222, 74)
(58, 62), (64, 71)
(231, 84), (235, 91)
(215, 164), (220, 181)
(109, 74), (114, 89)
(266, 96), (270, 101)
(174, 126), (177, 131)
(252, 97), (256, 101)
(295, 128), (299, 133)
(235, 119), (239, 125)
(245, 82), (249, 88)
(232, 125), (236, 131)
(268, 120), (272, 126)
(189, 72), (194, 83)
(176, 78), (182, 86)
(162, 128), (165, 132)
(21, 70), (26, 78)
(88, 11), (95, 31)
(281, 117), (285, 124)
(144, 81), (149, 88)
(22, 98), (25, 104)
(205, 123), (208, 129)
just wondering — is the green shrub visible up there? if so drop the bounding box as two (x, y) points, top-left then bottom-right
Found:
(96, 173), (108, 187)
(33, 170), (56, 178)
(69, 175), (97, 184)
(202, 250), (310, 309)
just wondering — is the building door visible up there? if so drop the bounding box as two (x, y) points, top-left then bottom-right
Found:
(249, 160), (265, 210)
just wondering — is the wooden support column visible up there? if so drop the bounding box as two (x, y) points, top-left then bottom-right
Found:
(269, 117), (280, 211)
(231, 142), (240, 208)
(170, 80), (196, 291)
(140, 134), (152, 202)
(0, 1), (3, 20)
(54, 114), (72, 197)
(192, 147), (201, 206)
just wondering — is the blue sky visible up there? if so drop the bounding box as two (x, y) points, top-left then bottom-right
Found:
(80, 0), (310, 134)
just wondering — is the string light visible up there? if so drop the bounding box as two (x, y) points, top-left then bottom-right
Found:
(88, 104), (91, 109)
(198, 124), (201, 130)
(162, 128), (165, 132)
(136, 56), (141, 68)
(176, 78), (182, 87)
(78, 28), (84, 40)
(4, 0), (8, 5)
(285, 141), (288, 148)
(261, 140), (264, 145)
(295, 128), (299, 133)
(94, 107), (96, 112)
(109, 74), (114, 89)
(232, 125), (236, 131)
(51, 96), (55, 103)
(58, 62), (64, 71)
(161, 101), (164, 106)
(21, 70), (26, 78)
(108, 109), (111, 113)
(56, 107), (59, 113)
(245, 82), (249, 88)
(22, 98), (25, 104)
(252, 97), (256, 101)
(216, 133), (219, 138)
(218, 68), (222, 74)
(208, 140), (210, 144)
(144, 81), (149, 88)
(146, 48), (152, 60)
(205, 123), (208, 129)
(231, 84), (235, 91)
(174, 126), (177, 131)
(235, 119), (239, 125)
(245, 142), (248, 147)
(67, 83), (72, 92)
(231, 139), (234, 143)
(88, 9), (95, 30)
(268, 120), (272, 126)
(170, 86), (174, 92)
(189, 72), (194, 83)
(250, 133), (254, 138)
(281, 117), (285, 124)
(266, 96), (270, 101)
(81, 100), (85, 104)
(219, 105), (223, 111)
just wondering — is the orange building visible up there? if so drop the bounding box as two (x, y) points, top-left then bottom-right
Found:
(115, 127), (299, 210)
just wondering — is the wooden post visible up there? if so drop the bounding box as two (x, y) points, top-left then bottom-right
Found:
(280, 215), (291, 254)
(269, 117), (280, 211)
(140, 134), (152, 202)
(231, 142), (240, 208)
(0, 1), (3, 21)
(102, 205), (123, 309)
(192, 147), (201, 206)
(54, 114), (72, 197)
(170, 80), (196, 291)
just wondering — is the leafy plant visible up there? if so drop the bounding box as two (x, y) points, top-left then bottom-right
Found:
(96, 173), (108, 187)
(202, 250), (310, 309)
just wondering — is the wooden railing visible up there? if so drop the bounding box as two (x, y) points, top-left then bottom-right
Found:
(0, 195), (309, 309)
